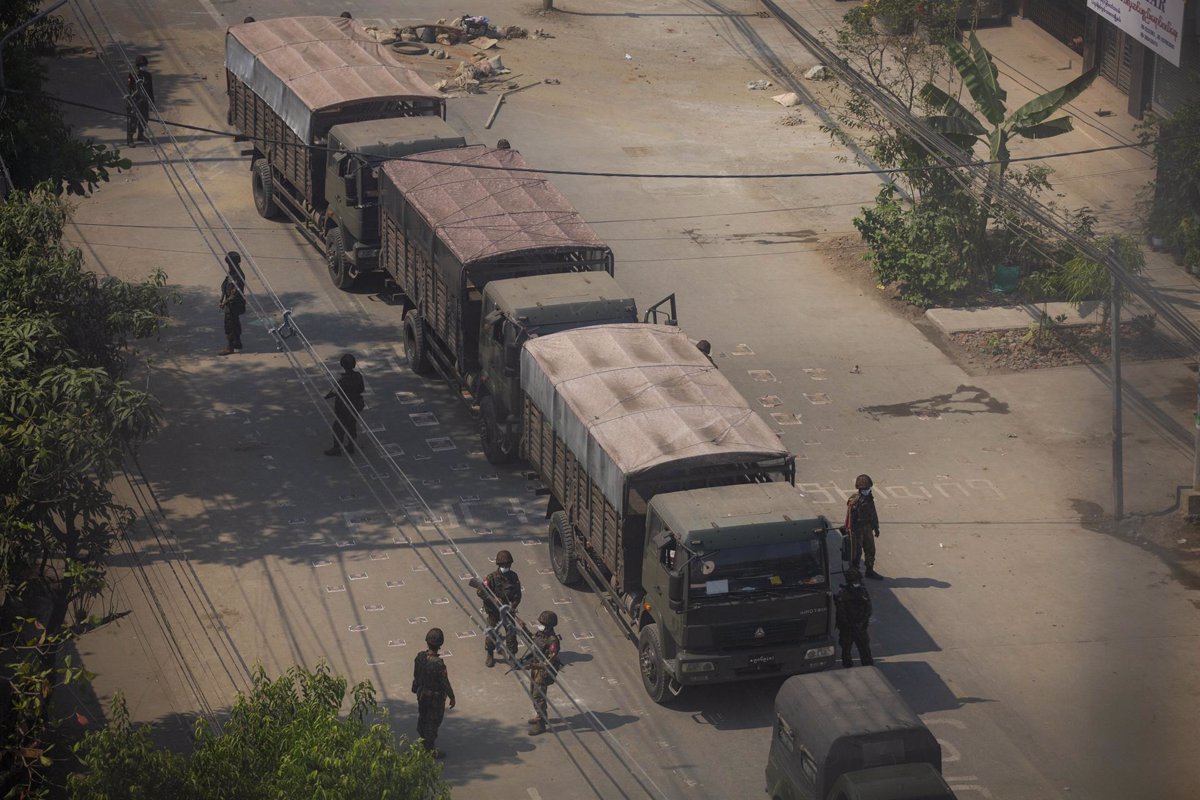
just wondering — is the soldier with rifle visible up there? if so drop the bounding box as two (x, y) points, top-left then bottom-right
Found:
(411, 627), (455, 758)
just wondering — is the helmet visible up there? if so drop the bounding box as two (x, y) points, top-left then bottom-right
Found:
(496, 139), (511, 149)
(495, 549), (513, 567)
(855, 474), (873, 490)
(339, 353), (357, 371)
(135, 55), (148, 67)
(696, 339), (712, 355)
(340, 11), (353, 18)
(225, 251), (241, 264)
(425, 627), (444, 648)
(845, 568), (862, 584)
(538, 610), (557, 628)
(243, 16), (256, 23)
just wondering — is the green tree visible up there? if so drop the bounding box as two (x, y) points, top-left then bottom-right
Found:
(1, 0), (129, 195)
(70, 664), (450, 800)
(0, 185), (171, 798)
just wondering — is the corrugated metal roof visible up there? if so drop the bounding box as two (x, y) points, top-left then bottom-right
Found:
(380, 145), (609, 264)
(226, 16), (441, 141)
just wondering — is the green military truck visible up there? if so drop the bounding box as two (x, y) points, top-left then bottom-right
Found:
(225, 16), (463, 289)
(521, 324), (843, 703)
(378, 145), (656, 463)
(767, 667), (957, 800)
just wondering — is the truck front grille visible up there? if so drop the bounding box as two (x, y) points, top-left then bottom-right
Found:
(711, 619), (808, 650)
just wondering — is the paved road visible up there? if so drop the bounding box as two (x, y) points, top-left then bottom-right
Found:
(60, 1), (1200, 798)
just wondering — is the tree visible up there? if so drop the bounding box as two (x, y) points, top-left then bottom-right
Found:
(0, 185), (171, 798)
(70, 663), (450, 800)
(0, 0), (129, 195)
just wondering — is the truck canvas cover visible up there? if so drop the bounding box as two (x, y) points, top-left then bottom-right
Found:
(380, 145), (609, 265)
(521, 324), (788, 511)
(226, 16), (440, 143)
(774, 667), (941, 798)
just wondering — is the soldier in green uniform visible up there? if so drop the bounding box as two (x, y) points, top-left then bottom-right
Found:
(525, 610), (563, 736)
(412, 627), (455, 758)
(476, 549), (522, 667)
(835, 568), (874, 668)
(845, 474), (883, 579)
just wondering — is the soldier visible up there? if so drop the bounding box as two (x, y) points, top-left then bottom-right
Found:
(218, 252), (246, 355)
(125, 55), (154, 146)
(524, 610), (562, 736)
(835, 568), (873, 668)
(845, 473), (883, 580)
(476, 550), (522, 667)
(324, 353), (365, 456)
(412, 627), (455, 758)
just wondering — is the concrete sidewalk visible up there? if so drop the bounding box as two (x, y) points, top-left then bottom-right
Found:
(926, 301), (1104, 333)
(973, 17), (1200, 338)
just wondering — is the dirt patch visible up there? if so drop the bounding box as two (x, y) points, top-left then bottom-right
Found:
(949, 320), (1186, 371)
(1126, 513), (1200, 592)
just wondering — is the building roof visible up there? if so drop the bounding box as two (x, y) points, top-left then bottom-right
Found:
(380, 145), (609, 264)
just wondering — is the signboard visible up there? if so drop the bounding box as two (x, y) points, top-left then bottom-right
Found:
(1087, 0), (1186, 67)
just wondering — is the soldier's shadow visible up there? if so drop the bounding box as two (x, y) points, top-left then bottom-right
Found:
(555, 708), (640, 733)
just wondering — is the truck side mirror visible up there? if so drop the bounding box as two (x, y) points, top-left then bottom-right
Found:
(668, 571), (684, 612)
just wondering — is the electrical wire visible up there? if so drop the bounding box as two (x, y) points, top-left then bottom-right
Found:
(4, 85), (1192, 180)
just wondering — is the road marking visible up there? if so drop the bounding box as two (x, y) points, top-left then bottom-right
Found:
(196, 0), (224, 28)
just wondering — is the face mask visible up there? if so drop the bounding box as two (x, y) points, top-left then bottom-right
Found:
(536, 624), (545, 632)
(499, 566), (510, 573)
(860, 488), (872, 497)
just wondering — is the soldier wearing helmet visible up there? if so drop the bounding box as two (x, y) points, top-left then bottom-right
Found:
(324, 353), (365, 456)
(477, 549), (522, 667)
(411, 627), (455, 758)
(835, 568), (873, 668)
(844, 474), (883, 580)
(125, 55), (155, 146)
(525, 610), (562, 736)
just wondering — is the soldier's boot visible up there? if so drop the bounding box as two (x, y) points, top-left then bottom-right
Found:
(528, 718), (546, 736)
(485, 650), (495, 668)
(865, 568), (883, 580)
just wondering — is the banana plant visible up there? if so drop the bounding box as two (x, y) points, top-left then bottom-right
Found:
(919, 31), (1099, 177)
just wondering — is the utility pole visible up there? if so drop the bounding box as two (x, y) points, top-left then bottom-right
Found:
(1111, 266), (1124, 521)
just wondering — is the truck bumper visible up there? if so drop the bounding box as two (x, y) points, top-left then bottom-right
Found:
(671, 642), (836, 685)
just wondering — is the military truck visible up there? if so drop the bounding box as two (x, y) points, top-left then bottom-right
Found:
(767, 667), (957, 800)
(521, 324), (842, 703)
(379, 145), (663, 463)
(225, 16), (464, 289)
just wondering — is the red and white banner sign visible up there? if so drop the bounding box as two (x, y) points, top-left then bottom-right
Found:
(1087, 0), (1186, 67)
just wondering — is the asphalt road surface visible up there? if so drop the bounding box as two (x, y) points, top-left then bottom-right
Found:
(58, 0), (1200, 798)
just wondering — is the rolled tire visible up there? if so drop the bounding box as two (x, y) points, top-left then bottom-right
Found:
(251, 158), (278, 220)
(480, 395), (516, 464)
(403, 310), (432, 375)
(549, 511), (581, 587)
(392, 42), (429, 55)
(639, 623), (672, 705)
(326, 225), (356, 290)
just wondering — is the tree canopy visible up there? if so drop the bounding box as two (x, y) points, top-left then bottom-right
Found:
(70, 664), (449, 800)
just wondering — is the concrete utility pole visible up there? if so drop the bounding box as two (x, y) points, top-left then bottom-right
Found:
(1111, 267), (1124, 521)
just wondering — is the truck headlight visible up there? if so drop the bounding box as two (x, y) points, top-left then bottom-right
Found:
(805, 646), (835, 659)
(680, 661), (715, 674)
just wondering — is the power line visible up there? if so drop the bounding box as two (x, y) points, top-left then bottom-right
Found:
(6, 85), (1190, 180)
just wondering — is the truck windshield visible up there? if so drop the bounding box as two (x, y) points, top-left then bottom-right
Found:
(688, 538), (825, 599)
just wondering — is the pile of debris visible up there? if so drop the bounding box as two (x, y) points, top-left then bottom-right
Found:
(363, 15), (529, 47)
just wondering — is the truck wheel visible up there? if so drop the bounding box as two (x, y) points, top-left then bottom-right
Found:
(326, 226), (356, 290)
(251, 159), (278, 220)
(549, 511), (581, 586)
(639, 623), (672, 705)
(480, 395), (516, 464)
(403, 311), (432, 376)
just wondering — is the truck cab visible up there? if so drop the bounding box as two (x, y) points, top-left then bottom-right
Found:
(476, 271), (637, 463)
(324, 117), (464, 287)
(766, 668), (957, 800)
(636, 483), (843, 701)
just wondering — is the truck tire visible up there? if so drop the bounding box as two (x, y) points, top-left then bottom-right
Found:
(549, 511), (581, 586)
(403, 311), (432, 375)
(480, 395), (516, 464)
(639, 623), (672, 705)
(251, 158), (278, 220)
(326, 225), (356, 290)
